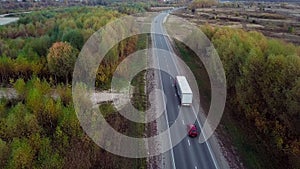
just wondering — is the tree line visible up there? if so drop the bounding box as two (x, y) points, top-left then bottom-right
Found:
(0, 6), (144, 89)
(201, 25), (300, 169)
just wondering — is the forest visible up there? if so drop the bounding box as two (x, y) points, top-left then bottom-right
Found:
(0, 6), (148, 168)
(176, 25), (300, 169)
(204, 26), (300, 169)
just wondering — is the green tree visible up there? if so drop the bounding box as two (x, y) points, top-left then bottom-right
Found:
(26, 88), (43, 115)
(36, 137), (63, 168)
(58, 104), (81, 138)
(0, 103), (40, 140)
(0, 139), (9, 167)
(8, 138), (35, 168)
(31, 35), (52, 57)
(287, 78), (300, 117)
(62, 29), (84, 50)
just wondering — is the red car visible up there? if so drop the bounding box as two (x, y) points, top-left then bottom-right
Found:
(187, 124), (198, 137)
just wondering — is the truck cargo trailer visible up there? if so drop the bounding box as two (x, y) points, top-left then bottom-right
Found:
(175, 76), (193, 106)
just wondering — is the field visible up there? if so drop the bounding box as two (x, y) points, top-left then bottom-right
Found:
(173, 2), (300, 44)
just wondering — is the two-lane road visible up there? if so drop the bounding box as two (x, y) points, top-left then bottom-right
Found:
(151, 11), (220, 169)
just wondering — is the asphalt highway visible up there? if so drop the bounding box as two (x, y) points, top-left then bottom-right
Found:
(151, 11), (219, 169)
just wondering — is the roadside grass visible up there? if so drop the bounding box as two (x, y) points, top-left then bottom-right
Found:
(99, 102), (116, 118)
(130, 70), (147, 139)
(131, 70), (147, 112)
(99, 71), (147, 169)
(97, 33), (149, 169)
(174, 39), (211, 113)
(97, 71), (147, 169)
(99, 102), (146, 169)
(127, 33), (149, 168)
(174, 39), (268, 169)
(136, 33), (150, 50)
(222, 113), (266, 169)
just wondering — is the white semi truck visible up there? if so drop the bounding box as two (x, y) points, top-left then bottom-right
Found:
(175, 76), (193, 106)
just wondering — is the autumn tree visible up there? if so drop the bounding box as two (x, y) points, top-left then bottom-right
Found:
(47, 42), (78, 84)
(200, 25), (300, 169)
